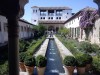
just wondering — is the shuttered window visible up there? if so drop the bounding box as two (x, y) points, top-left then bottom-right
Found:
(0, 22), (1, 31)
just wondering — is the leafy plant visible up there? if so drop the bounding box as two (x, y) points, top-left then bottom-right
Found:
(79, 41), (93, 53)
(63, 56), (76, 66)
(36, 55), (47, 67)
(24, 56), (36, 67)
(83, 53), (93, 64)
(0, 61), (8, 75)
(92, 56), (100, 73)
(91, 43), (100, 52)
(75, 54), (86, 67)
(19, 52), (27, 62)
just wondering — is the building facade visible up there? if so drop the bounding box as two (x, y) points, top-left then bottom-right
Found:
(0, 15), (34, 45)
(31, 6), (73, 31)
(64, 7), (100, 44)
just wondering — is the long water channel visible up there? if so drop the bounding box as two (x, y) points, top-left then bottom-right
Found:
(45, 39), (64, 75)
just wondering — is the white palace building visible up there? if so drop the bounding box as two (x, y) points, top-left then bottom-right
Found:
(31, 6), (73, 32)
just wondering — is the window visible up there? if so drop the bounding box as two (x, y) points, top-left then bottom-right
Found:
(24, 27), (26, 31)
(56, 17), (58, 19)
(21, 26), (23, 32)
(77, 27), (80, 37)
(75, 28), (76, 37)
(41, 17), (42, 19)
(40, 10), (46, 16)
(51, 17), (53, 19)
(43, 17), (45, 19)
(56, 10), (62, 16)
(48, 17), (50, 19)
(72, 20), (73, 24)
(48, 10), (54, 16)
(4, 23), (7, 32)
(33, 10), (35, 13)
(34, 20), (36, 22)
(78, 17), (79, 20)
(99, 27), (100, 41)
(0, 22), (1, 31)
(59, 17), (61, 19)
(36, 10), (37, 12)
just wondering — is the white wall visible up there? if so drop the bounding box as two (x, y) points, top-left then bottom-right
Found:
(90, 18), (100, 44)
(0, 15), (7, 43)
(0, 15), (34, 44)
(31, 7), (72, 25)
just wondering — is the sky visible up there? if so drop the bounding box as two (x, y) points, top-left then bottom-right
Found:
(22, 0), (98, 23)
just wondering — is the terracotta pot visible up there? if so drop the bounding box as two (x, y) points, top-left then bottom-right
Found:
(64, 66), (75, 75)
(86, 64), (91, 72)
(25, 66), (34, 75)
(37, 67), (46, 75)
(19, 62), (26, 72)
(77, 67), (86, 75)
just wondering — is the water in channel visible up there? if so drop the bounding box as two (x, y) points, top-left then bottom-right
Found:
(45, 39), (65, 75)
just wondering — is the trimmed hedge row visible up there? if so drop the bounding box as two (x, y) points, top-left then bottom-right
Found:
(56, 35), (100, 73)
(26, 36), (45, 55)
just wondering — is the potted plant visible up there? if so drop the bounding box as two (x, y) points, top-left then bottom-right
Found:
(24, 55), (36, 75)
(19, 52), (26, 72)
(36, 55), (47, 75)
(83, 53), (93, 72)
(63, 56), (76, 75)
(76, 54), (86, 75)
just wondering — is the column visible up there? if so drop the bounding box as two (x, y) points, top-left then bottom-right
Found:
(7, 16), (19, 75)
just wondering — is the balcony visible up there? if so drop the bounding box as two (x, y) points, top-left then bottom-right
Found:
(56, 14), (62, 16)
(48, 13), (54, 16)
(40, 14), (46, 16)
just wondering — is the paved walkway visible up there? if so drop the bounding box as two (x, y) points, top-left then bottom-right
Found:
(34, 38), (49, 57)
(54, 35), (73, 59)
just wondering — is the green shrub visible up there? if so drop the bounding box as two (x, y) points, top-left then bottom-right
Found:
(63, 56), (76, 66)
(19, 40), (26, 52)
(91, 44), (100, 52)
(19, 52), (27, 62)
(0, 61), (8, 75)
(36, 55), (47, 67)
(27, 37), (45, 55)
(92, 56), (100, 73)
(24, 56), (36, 67)
(79, 41), (93, 53)
(83, 53), (93, 64)
(75, 54), (86, 67)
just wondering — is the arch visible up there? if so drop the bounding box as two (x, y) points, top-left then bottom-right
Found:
(48, 26), (54, 31)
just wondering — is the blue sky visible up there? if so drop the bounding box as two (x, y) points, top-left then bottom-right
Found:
(22, 0), (98, 23)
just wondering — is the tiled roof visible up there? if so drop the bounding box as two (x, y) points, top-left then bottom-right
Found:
(31, 6), (72, 10)
(39, 20), (65, 24)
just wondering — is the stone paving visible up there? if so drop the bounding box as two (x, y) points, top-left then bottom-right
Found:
(54, 35), (73, 59)
(34, 38), (49, 57)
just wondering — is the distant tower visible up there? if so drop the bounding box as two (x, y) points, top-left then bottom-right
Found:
(31, 6), (39, 25)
